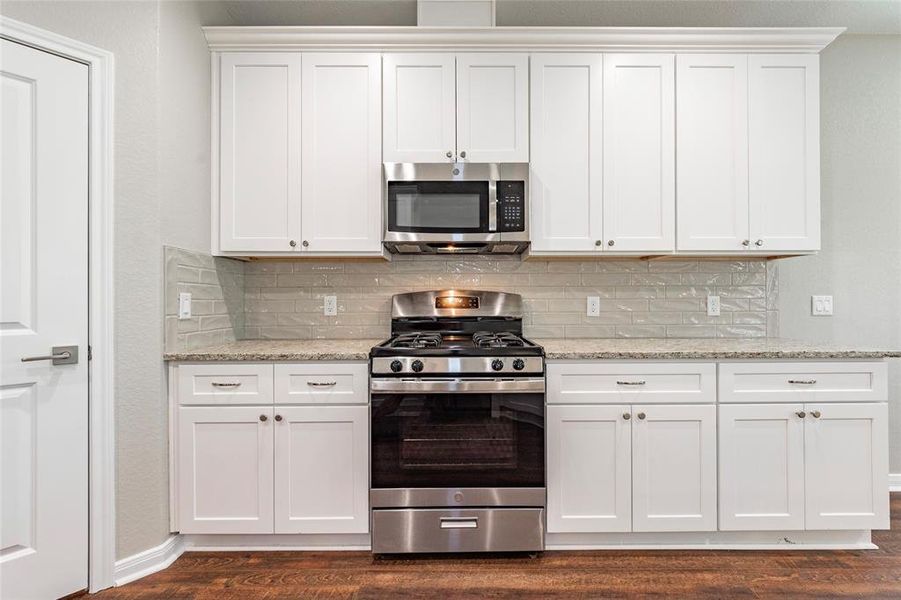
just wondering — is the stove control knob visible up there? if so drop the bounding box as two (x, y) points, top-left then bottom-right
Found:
(390, 360), (403, 373)
(491, 359), (504, 371)
(512, 358), (525, 371)
(411, 360), (424, 373)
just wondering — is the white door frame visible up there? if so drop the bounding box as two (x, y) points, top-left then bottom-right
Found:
(1, 16), (116, 593)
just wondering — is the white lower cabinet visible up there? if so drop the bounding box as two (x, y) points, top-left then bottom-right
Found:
(274, 405), (369, 534)
(177, 406), (275, 534)
(719, 402), (889, 531)
(547, 403), (716, 534)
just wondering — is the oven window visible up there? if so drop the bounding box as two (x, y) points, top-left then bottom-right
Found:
(388, 182), (489, 233)
(371, 392), (545, 489)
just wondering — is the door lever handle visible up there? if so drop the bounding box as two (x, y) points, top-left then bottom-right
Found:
(21, 345), (79, 365)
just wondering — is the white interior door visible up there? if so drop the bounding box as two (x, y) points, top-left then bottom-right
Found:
(602, 54), (675, 252)
(529, 54), (604, 253)
(219, 53), (302, 252)
(676, 54), (750, 252)
(1, 39), (89, 600)
(546, 404), (631, 533)
(804, 402), (889, 530)
(632, 404), (717, 532)
(274, 406), (369, 534)
(456, 53), (529, 163)
(718, 403), (805, 531)
(300, 53), (382, 253)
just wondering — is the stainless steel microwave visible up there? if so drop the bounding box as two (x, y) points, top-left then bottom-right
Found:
(383, 162), (529, 254)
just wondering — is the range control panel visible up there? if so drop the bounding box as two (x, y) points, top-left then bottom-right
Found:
(496, 180), (526, 232)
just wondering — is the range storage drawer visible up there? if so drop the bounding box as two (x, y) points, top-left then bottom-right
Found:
(275, 362), (368, 404)
(177, 364), (274, 405)
(371, 508), (545, 553)
(718, 361), (888, 403)
(547, 362), (716, 404)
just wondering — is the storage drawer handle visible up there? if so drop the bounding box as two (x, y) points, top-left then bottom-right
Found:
(788, 379), (817, 385)
(616, 380), (646, 386)
(211, 382), (241, 388)
(440, 517), (478, 529)
(307, 381), (337, 387)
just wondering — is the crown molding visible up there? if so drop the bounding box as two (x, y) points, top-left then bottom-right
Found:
(203, 26), (844, 53)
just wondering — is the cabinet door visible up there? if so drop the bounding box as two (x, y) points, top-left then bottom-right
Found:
(177, 406), (273, 533)
(718, 404), (805, 531)
(301, 53), (381, 253)
(529, 54), (604, 253)
(456, 53), (529, 163)
(749, 55), (820, 252)
(383, 53), (456, 163)
(547, 404), (631, 533)
(632, 404), (717, 532)
(804, 402), (889, 530)
(274, 406), (369, 534)
(676, 55), (749, 252)
(603, 54), (675, 252)
(219, 53), (302, 252)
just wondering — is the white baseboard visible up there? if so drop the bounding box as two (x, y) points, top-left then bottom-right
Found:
(546, 529), (875, 551)
(890, 473), (901, 492)
(114, 534), (184, 587)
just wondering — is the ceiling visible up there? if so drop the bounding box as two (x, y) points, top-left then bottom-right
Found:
(212, 0), (901, 35)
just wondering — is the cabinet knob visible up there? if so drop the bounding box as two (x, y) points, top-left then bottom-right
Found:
(622, 412), (631, 420)
(811, 410), (821, 419)
(637, 412), (646, 420)
(302, 240), (309, 248)
(459, 151), (467, 159)
(446, 151), (453, 159)
(755, 239), (764, 247)
(275, 414), (283, 422)
(608, 240), (615, 247)
(742, 239), (750, 247)
(289, 240), (297, 248)
(796, 411), (806, 419)
(259, 414), (268, 422)
(595, 240), (602, 247)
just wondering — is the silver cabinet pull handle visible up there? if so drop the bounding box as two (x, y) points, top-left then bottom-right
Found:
(307, 381), (337, 387)
(211, 382), (241, 388)
(788, 379), (817, 385)
(21, 345), (78, 365)
(616, 380), (646, 386)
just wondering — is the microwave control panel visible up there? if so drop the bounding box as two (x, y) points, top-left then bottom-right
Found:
(496, 181), (526, 232)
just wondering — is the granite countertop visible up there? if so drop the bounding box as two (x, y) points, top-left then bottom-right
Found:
(164, 338), (901, 362)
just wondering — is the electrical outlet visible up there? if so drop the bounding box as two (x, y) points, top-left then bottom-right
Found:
(587, 296), (601, 317)
(178, 292), (192, 320)
(324, 295), (338, 316)
(811, 295), (833, 316)
(706, 295), (721, 317)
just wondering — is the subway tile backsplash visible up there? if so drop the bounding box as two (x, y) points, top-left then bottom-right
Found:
(164, 247), (779, 348)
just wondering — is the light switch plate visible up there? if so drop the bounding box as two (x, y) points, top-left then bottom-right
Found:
(706, 295), (721, 317)
(587, 296), (600, 317)
(178, 292), (192, 320)
(324, 295), (338, 316)
(811, 295), (833, 316)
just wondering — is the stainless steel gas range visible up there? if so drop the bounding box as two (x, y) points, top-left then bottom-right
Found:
(369, 290), (545, 554)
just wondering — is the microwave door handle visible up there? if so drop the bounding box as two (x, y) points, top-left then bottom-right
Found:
(488, 179), (498, 233)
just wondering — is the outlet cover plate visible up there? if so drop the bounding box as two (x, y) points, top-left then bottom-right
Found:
(587, 296), (601, 317)
(706, 295), (721, 317)
(178, 292), (192, 320)
(324, 295), (338, 316)
(811, 295), (833, 316)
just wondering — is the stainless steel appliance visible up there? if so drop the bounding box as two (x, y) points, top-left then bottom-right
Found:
(369, 290), (545, 554)
(383, 162), (529, 255)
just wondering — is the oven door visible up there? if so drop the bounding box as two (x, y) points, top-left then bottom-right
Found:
(387, 181), (491, 235)
(370, 377), (545, 505)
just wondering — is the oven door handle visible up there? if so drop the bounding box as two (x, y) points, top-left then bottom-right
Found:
(370, 377), (545, 394)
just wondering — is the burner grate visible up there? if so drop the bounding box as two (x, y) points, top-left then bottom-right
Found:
(472, 331), (526, 348)
(391, 332), (443, 349)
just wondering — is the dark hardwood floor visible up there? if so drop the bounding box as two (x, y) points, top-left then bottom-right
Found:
(94, 494), (901, 599)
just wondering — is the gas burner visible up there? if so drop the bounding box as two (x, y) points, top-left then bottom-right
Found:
(472, 331), (525, 348)
(391, 332), (443, 349)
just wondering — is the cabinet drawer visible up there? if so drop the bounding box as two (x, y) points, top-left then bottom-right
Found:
(547, 362), (716, 404)
(718, 362), (887, 403)
(177, 364), (274, 405)
(275, 363), (368, 405)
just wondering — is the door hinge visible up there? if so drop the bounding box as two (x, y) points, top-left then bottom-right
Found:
(88, 345), (93, 361)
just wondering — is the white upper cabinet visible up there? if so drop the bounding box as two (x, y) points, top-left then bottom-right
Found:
(456, 54), (529, 162)
(749, 54), (820, 252)
(602, 54), (675, 252)
(383, 53), (457, 162)
(529, 54), (604, 253)
(219, 53), (302, 252)
(301, 53), (382, 253)
(676, 55), (749, 252)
